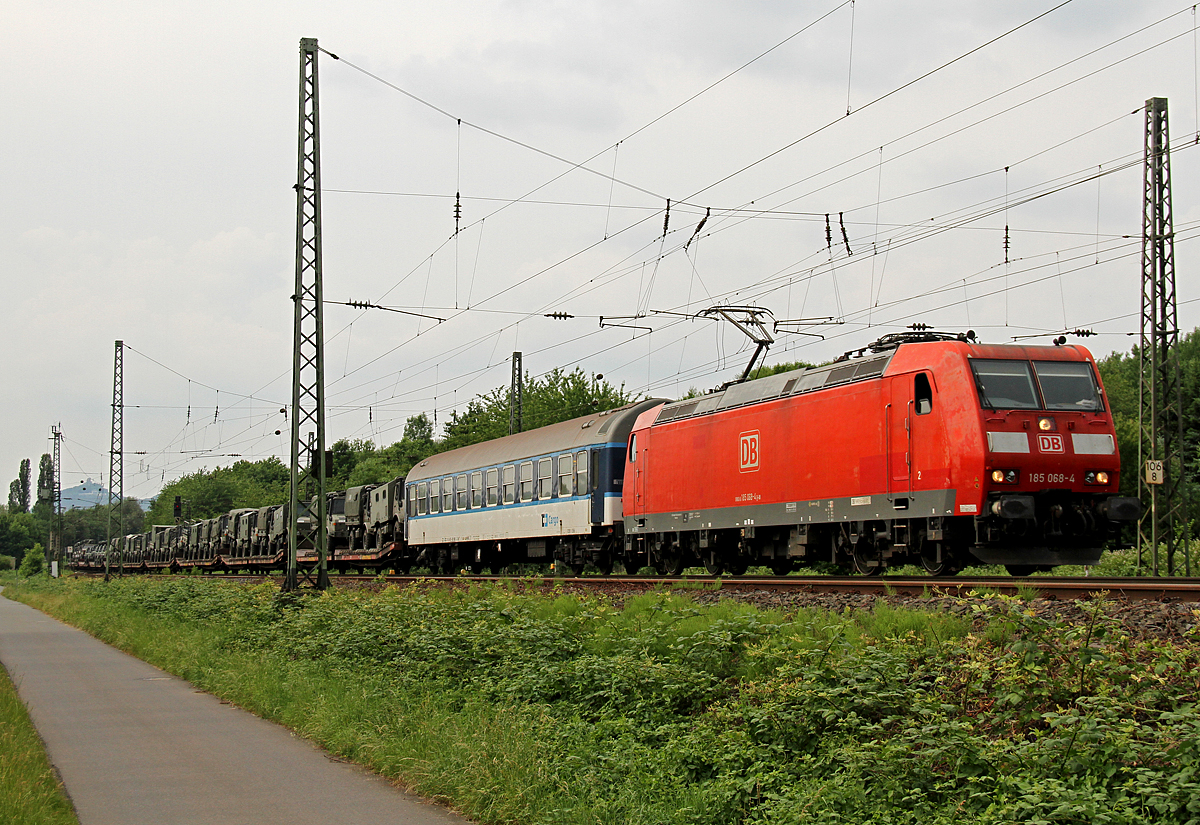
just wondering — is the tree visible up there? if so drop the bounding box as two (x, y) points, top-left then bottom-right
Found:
(35, 454), (53, 506)
(0, 509), (36, 567)
(143, 458), (288, 525)
(439, 368), (632, 453)
(8, 458), (30, 513)
(403, 413), (434, 447)
(1095, 328), (1200, 519)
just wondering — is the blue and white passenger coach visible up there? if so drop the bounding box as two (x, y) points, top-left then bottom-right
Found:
(402, 399), (666, 573)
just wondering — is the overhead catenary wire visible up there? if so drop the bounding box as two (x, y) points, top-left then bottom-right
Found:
(103, 8), (1200, 489)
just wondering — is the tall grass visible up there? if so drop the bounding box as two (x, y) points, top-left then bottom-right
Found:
(5, 575), (1200, 825)
(0, 661), (78, 825)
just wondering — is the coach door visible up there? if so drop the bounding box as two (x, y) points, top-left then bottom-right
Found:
(592, 448), (609, 525)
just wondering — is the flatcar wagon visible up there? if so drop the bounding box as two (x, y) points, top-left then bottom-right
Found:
(623, 332), (1139, 576)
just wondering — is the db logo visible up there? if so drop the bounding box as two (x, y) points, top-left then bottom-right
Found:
(1037, 434), (1065, 453)
(739, 431), (760, 472)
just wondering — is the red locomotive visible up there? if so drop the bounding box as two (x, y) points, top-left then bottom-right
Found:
(622, 332), (1139, 576)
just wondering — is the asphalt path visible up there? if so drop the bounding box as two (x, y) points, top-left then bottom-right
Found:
(0, 587), (471, 824)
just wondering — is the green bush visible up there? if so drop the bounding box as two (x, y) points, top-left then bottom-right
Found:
(7, 577), (1200, 825)
(17, 545), (43, 577)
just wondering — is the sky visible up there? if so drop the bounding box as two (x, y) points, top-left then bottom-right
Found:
(5, 0), (1200, 504)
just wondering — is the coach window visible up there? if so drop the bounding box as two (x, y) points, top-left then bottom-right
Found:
(558, 454), (573, 497)
(486, 468), (499, 506)
(538, 458), (553, 499)
(443, 478), (454, 513)
(502, 465), (516, 504)
(576, 450), (589, 494)
(417, 482), (428, 516)
(520, 461), (535, 502)
(915, 373), (933, 415)
(457, 474), (469, 510)
(429, 479), (440, 514)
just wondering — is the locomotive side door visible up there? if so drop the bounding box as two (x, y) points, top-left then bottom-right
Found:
(888, 377), (913, 503)
(626, 428), (648, 520)
(909, 371), (949, 491)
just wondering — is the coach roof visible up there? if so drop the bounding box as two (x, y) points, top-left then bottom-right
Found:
(405, 398), (668, 483)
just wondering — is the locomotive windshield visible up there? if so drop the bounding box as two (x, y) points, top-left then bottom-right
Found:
(970, 360), (1040, 409)
(1032, 361), (1104, 411)
(970, 359), (1104, 411)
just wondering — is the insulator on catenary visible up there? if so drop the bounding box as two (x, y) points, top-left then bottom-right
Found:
(685, 207), (710, 252)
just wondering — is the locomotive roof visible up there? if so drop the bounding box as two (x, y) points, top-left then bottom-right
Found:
(653, 339), (1098, 426)
(654, 349), (897, 425)
(406, 397), (668, 482)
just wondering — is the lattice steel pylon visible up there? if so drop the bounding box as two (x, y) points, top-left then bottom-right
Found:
(50, 424), (62, 573)
(509, 352), (523, 435)
(105, 340), (124, 581)
(285, 37), (330, 592)
(1137, 97), (1190, 576)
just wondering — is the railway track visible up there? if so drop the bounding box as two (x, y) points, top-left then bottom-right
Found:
(73, 570), (1200, 602)
(349, 573), (1200, 603)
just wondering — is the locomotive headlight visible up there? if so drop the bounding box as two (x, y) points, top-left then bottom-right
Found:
(1038, 417), (1056, 431)
(1084, 471), (1110, 485)
(991, 469), (1019, 484)
(1096, 471), (1109, 485)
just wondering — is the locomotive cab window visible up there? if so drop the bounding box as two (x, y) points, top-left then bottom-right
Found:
(969, 359), (1040, 410)
(915, 373), (933, 415)
(1033, 361), (1104, 411)
(628, 433), (637, 462)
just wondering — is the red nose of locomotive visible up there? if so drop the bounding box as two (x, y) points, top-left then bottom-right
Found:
(982, 412), (1118, 496)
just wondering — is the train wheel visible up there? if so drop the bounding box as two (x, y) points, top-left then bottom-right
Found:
(702, 552), (724, 575)
(851, 542), (883, 576)
(919, 545), (956, 577)
(655, 539), (686, 576)
(1005, 564), (1037, 577)
(725, 556), (750, 576)
(769, 558), (793, 576)
(594, 554), (614, 576)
